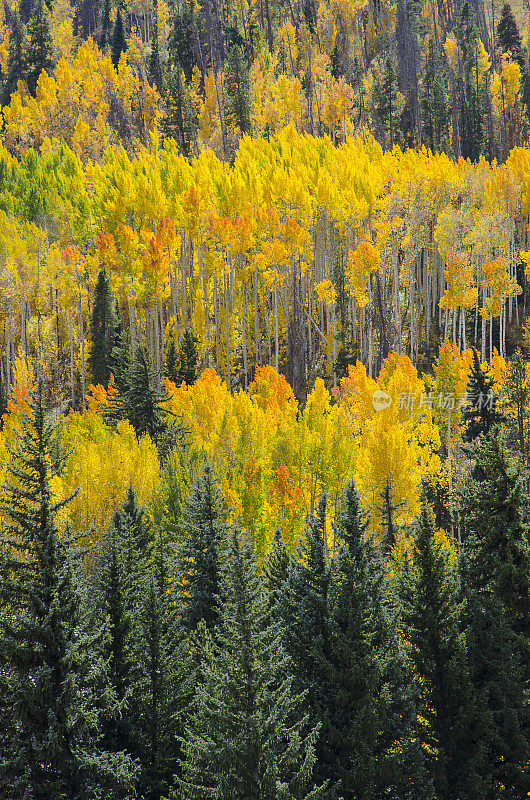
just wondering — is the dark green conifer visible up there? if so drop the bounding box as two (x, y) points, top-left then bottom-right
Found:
(401, 504), (483, 799)
(317, 481), (428, 798)
(462, 347), (504, 442)
(149, 0), (162, 87)
(372, 54), (401, 148)
(502, 348), (529, 458)
(262, 528), (290, 600)
(160, 63), (197, 155)
(178, 529), (327, 800)
(456, 2), (485, 160)
(176, 464), (226, 632)
(109, 301), (131, 392)
(3, 10), (25, 105)
(25, 0), (54, 96)
(497, 3), (524, 68)
(111, 7), (127, 69)
(378, 478), (402, 555)
(225, 44), (252, 135)
(88, 268), (117, 388)
(116, 345), (168, 440)
(99, 0), (112, 50)
(0, 383), (137, 798)
(177, 328), (199, 385)
(421, 39), (449, 153)
(164, 334), (179, 383)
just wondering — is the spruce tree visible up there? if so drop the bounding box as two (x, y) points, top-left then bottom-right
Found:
(176, 464), (226, 632)
(459, 431), (530, 795)
(160, 64), (197, 155)
(25, 0), (53, 96)
(372, 54), (401, 148)
(421, 39), (449, 153)
(135, 541), (194, 800)
(461, 347), (504, 442)
(497, 3), (524, 68)
(177, 328), (199, 385)
(88, 268), (117, 388)
(109, 301), (131, 393)
(178, 529), (327, 800)
(111, 345), (167, 440)
(456, 2), (484, 160)
(314, 481), (428, 798)
(225, 44), (252, 135)
(99, 0), (112, 51)
(401, 505), (484, 799)
(167, 0), (195, 81)
(164, 334), (179, 383)
(262, 528), (290, 601)
(502, 348), (529, 458)
(111, 7), (127, 69)
(149, 0), (162, 87)
(378, 478), (402, 555)
(3, 10), (25, 105)
(0, 383), (138, 798)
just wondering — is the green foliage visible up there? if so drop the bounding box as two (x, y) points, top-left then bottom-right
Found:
(0, 383), (138, 798)
(177, 329), (199, 385)
(225, 44), (252, 136)
(462, 347), (504, 442)
(111, 8), (127, 69)
(88, 268), (117, 388)
(25, 0), (54, 96)
(497, 3), (524, 68)
(372, 54), (401, 148)
(178, 528), (327, 800)
(160, 64), (197, 155)
(421, 39), (449, 153)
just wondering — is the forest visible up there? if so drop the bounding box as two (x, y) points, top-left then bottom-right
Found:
(0, 0), (529, 797)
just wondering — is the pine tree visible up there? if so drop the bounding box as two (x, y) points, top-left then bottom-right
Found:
(160, 64), (197, 155)
(378, 478), (402, 554)
(497, 3), (524, 68)
(88, 268), (117, 388)
(177, 328), (199, 385)
(421, 39), (449, 153)
(111, 7), (127, 69)
(149, 0), (162, 87)
(25, 0), (54, 96)
(109, 302), (131, 393)
(99, 0), (112, 51)
(262, 528), (290, 601)
(459, 432), (530, 795)
(461, 347), (504, 442)
(456, 2), (484, 161)
(164, 334), (179, 383)
(225, 44), (252, 135)
(502, 348), (529, 458)
(178, 529), (327, 800)
(401, 505), (485, 799)
(3, 10), (25, 105)
(135, 541), (194, 800)
(167, 0), (196, 81)
(372, 54), (401, 148)
(0, 383), (138, 798)
(176, 464), (226, 632)
(317, 481), (428, 798)
(111, 345), (168, 440)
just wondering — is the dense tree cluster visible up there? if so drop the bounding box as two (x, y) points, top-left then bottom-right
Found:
(0, 375), (529, 799)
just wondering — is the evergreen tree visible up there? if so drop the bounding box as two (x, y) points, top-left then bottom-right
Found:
(178, 529), (327, 800)
(149, 0), (162, 87)
(456, 2), (485, 161)
(502, 348), (529, 458)
(99, 0), (112, 51)
(135, 541), (194, 800)
(177, 464), (226, 632)
(3, 10), (25, 105)
(25, 0), (54, 96)
(372, 54), (401, 148)
(111, 7), (127, 69)
(461, 347), (504, 442)
(421, 39), (449, 153)
(225, 44), (252, 135)
(88, 268), (117, 389)
(164, 334), (179, 383)
(111, 345), (168, 440)
(0, 383), (137, 798)
(167, 0), (196, 81)
(177, 328), (199, 385)
(160, 63), (197, 155)
(262, 528), (290, 601)
(378, 478), (402, 554)
(109, 302), (131, 393)
(401, 505), (485, 799)
(317, 481), (428, 798)
(497, 3), (524, 68)
(459, 432), (530, 795)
